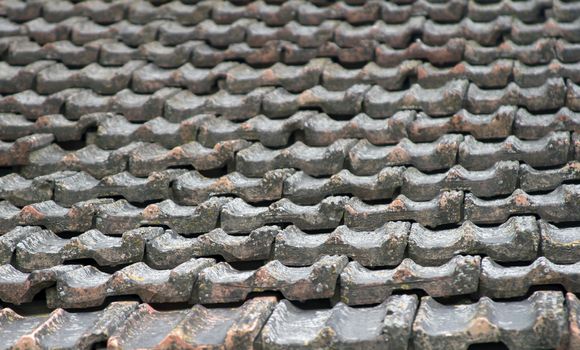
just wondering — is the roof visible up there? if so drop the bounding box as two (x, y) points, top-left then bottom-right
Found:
(0, 0), (579, 349)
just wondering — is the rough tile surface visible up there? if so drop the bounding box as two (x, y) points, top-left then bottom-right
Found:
(0, 1), (578, 348)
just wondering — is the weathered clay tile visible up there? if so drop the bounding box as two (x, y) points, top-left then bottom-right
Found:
(0, 171), (74, 206)
(282, 39), (378, 66)
(190, 40), (282, 67)
(556, 39), (580, 63)
(213, 0), (301, 25)
(284, 167), (404, 205)
(514, 107), (580, 139)
(32, 0), (127, 24)
(158, 18), (254, 46)
(0, 226), (43, 264)
(112, 20), (163, 47)
(480, 256), (580, 298)
(296, 1), (380, 26)
(408, 216), (539, 266)
(70, 18), (121, 45)
(408, 106), (516, 142)
(381, 0), (466, 23)
(402, 161), (519, 201)
(246, 20), (338, 48)
(519, 161), (580, 192)
(21, 142), (140, 179)
(262, 85), (370, 118)
(0, 0), (42, 22)
(422, 17), (512, 46)
(0, 60), (55, 94)
(13, 228), (145, 271)
(274, 222), (409, 267)
(221, 196), (348, 233)
(554, 0), (580, 22)
(60, 89), (111, 119)
(236, 139), (357, 177)
(0, 199), (109, 234)
(340, 255), (481, 305)
(37, 60), (146, 94)
(47, 258), (215, 308)
(95, 38), (140, 66)
(111, 87), (180, 121)
(65, 17), (119, 45)
(224, 58), (328, 93)
(464, 185), (580, 224)
(0, 89), (81, 119)
(128, 140), (251, 177)
(164, 87), (271, 122)
(467, 0), (550, 22)
(376, 38), (465, 67)
(194, 255), (348, 303)
(15, 113), (104, 142)
(94, 113), (206, 149)
(513, 60), (580, 87)
(197, 112), (308, 148)
(458, 132), (571, 170)
(321, 60), (419, 91)
(416, 60), (514, 88)
(345, 191), (464, 229)
(21, 17), (77, 45)
(6, 38), (102, 66)
(132, 62), (236, 94)
(464, 38), (556, 65)
(0, 134), (54, 167)
(146, 226), (279, 269)
(567, 80), (580, 111)
(365, 80), (468, 117)
(107, 297), (276, 350)
(258, 295), (418, 350)
(348, 135), (462, 175)
(0, 17), (22, 37)
(0, 113), (35, 140)
(127, 0), (212, 25)
(0, 302), (137, 350)
(540, 220), (580, 264)
(0, 264), (81, 305)
(511, 18), (580, 45)
(96, 198), (228, 235)
(334, 17), (424, 49)
(0, 201), (22, 235)
(303, 111), (413, 146)
(137, 40), (200, 68)
(30, 87), (179, 122)
(467, 78), (567, 114)
(173, 169), (293, 205)
(54, 170), (185, 205)
(412, 291), (568, 350)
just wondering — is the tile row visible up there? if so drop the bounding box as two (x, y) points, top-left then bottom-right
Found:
(2, 12), (579, 51)
(3, 106), (579, 148)
(3, 31), (580, 68)
(4, 291), (580, 350)
(3, 0), (576, 26)
(3, 131), (578, 178)
(0, 185), (579, 235)
(69, 106), (579, 148)
(1, 252), (580, 307)
(3, 58), (580, 96)
(3, 78), (580, 122)
(1, 216), (578, 271)
(2, 160), (579, 206)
